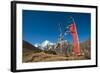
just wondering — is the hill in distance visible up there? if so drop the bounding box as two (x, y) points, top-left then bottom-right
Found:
(23, 40), (42, 52)
(22, 40), (89, 63)
(23, 40), (42, 62)
(80, 38), (91, 59)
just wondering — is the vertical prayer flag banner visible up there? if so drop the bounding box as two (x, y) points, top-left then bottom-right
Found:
(69, 17), (80, 56)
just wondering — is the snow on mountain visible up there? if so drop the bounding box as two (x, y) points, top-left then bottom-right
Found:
(41, 40), (54, 48)
(34, 43), (40, 47)
(34, 40), (54, 50)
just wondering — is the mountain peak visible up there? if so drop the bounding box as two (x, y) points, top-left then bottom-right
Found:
(41, 40), (53, 47)
(34, 40), (54, 50)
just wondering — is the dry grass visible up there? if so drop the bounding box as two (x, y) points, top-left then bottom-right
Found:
(23, 51), (87, 63)
(22, 39), (91, 63)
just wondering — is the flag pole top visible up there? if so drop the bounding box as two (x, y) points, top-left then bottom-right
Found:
(70, 16), (76, 25)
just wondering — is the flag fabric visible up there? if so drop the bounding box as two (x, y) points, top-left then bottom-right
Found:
(69, 23), (80, 56)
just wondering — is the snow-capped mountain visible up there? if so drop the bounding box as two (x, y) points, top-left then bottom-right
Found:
(34, 40), (54, 50)
(41, 40), (54, 48)
(34, 43), (40, 47)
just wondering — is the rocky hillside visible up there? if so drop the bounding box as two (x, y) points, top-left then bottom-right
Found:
(80, 38), (91, 59)
(22, 40), (42, 62)
(22, 39), (91, 63)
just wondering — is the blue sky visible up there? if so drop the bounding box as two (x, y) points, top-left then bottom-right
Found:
(22, 10), (91, 45)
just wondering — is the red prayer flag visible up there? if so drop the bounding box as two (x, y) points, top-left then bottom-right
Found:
(69, 23), (80, 56)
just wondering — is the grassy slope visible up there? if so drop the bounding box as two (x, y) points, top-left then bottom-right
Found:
(22, 39), (90, 63)
(23, 51), (86, 63)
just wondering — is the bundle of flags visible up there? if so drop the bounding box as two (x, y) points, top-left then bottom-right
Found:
(69, 17), (80, 56)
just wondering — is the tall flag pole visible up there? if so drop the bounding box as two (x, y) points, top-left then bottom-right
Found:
(69, 17), (80, 56)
